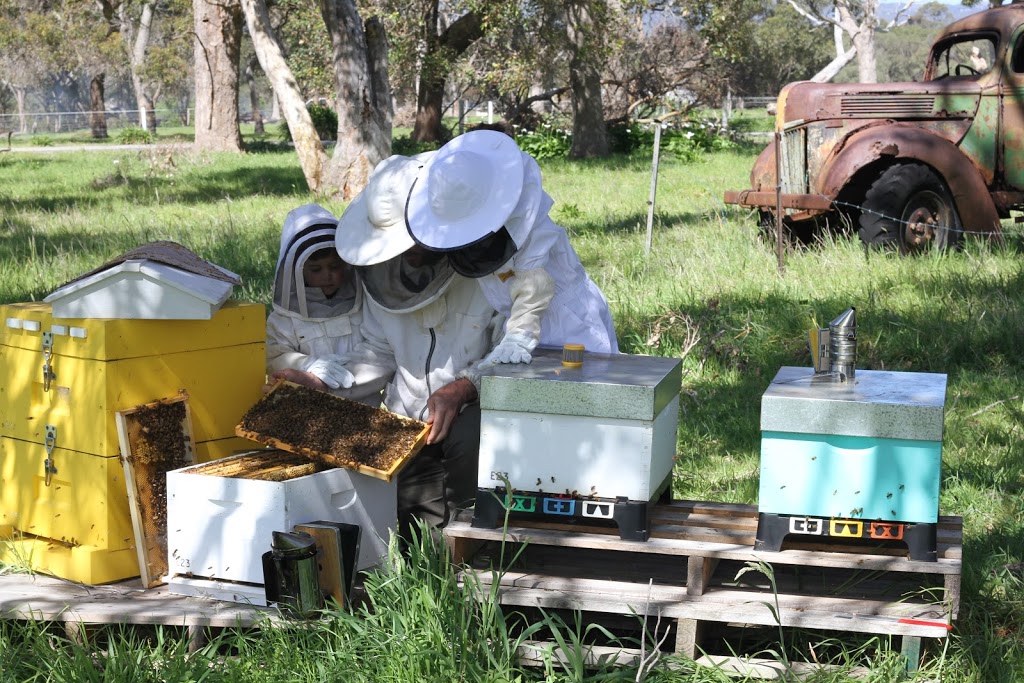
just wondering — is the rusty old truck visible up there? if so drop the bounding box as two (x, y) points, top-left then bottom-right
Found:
(724, 5), (1024, 254)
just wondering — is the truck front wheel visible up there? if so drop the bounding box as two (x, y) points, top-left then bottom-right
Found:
(858, 163), (961, 255)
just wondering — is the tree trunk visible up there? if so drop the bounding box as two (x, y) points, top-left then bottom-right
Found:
(320, 2), (393, 199)
(240, 0), (327, 190)
(193, 0), (244, 152)
(89, 74), (109, 139)
(811, 23), (856, 83)
(245, 55), (265, 135)
(412, 1), (443, 142)
(851, 25), (877, 83)
(566, 1), (608, 158)
(411, 7), (483, 143)
(836, 0), (878, 83)
(126, 1), (157, 130)
(14, 87), (27, 134)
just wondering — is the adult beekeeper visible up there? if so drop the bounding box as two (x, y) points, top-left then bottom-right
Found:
(404, 129), (617, 366)
(265, 203), (385, 406)
(331, 153), (504, 540)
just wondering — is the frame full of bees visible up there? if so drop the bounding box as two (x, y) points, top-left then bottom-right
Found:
(235, 381), (430, 483)
(115, 391), (196, 588)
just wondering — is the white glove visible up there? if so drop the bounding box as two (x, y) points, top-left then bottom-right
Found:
(483, 332), (539, 365)
(300, 354), (355, 389)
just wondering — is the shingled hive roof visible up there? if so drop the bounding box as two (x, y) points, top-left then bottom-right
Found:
(59, 241), (241, 289)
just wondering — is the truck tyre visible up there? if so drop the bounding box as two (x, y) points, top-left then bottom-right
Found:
(858, 163), (961, 255)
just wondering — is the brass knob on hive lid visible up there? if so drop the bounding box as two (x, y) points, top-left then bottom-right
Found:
(562, 344), (585, 367)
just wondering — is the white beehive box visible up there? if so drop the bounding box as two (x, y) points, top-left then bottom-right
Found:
(478, 348), (682, 502)
(166, 452), (396, 586)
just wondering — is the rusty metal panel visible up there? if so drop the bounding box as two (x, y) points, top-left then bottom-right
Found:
(722, 191), (832, 211)
(957, 91), (999, 184)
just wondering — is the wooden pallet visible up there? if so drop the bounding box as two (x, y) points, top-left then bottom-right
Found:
(444, 499), (961, 676)
(0, 572), (276, 650)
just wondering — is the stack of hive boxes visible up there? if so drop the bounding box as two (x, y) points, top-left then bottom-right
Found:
(0, 247), (266, 584)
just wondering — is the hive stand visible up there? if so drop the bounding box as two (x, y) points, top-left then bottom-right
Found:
(471, 474), (673, 541)
(755, 512), (939, 562)
(444, 499), (962, 677)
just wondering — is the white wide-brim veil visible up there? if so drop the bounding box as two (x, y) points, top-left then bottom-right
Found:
(336, 154), (432, 267)
(405, 130), (524, 250)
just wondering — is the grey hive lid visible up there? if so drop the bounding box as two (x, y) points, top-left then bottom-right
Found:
(480, 347), (682, 421)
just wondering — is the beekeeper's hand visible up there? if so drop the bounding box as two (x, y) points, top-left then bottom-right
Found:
(483, 332), (539, 365)
(300, 355), (355, 390)
(425, 378), (478, 444)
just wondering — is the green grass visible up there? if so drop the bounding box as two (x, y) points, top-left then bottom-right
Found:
(2, 141), (1024, 680)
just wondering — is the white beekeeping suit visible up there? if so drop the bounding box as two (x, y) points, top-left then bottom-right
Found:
(266, 203), (383, 404)
(404, 129), (617, 366)
(334, 154), (503, 419)
(335, 153), (504, 535)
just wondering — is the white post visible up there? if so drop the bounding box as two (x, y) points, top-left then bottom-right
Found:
(645, 122), (663, 257)
(487, 101), (494, 124)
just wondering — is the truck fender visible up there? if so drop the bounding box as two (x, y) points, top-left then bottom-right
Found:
(819, 125), (1001, 235)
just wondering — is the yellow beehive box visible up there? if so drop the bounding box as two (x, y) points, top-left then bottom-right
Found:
(0, 300), (267, 584)
(0, 300), (266, 455)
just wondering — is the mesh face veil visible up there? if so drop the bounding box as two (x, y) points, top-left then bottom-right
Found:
(273, 205), (359, 320)
(357, 247), (456, 313)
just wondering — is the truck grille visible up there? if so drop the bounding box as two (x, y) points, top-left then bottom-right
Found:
(780, 128), (806, 194)
(840, 96), (935, 117)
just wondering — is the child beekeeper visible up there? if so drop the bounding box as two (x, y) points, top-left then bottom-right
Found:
(403, 129), (617, 365)
(265, 203), (385, 405)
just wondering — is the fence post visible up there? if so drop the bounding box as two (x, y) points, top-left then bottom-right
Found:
(722, 86), (732, 129)
(645, 121), (663, 257)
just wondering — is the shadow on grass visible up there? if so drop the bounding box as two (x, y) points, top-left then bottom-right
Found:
(616, 270), (1024, 506)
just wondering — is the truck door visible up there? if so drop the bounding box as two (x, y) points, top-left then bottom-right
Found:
(1002, 27), (1024, 190)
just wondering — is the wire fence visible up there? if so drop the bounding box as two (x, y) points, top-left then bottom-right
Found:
(833, 199), (1024, 238)
(747, 197), (1024, 239)
(0, 109), (189, 135)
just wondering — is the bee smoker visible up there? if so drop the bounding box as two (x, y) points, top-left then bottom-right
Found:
(828, 307), (857, 381)
(261, 530), (324, 617)
(812, 307), (857, 382)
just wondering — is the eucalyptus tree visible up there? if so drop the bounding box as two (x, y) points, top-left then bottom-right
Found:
(370, 0), (523, 143)
(240, 0), (391, 198)
(725, 1), (832, 97)
(6, 1), (126, 138)
(0, 1), (45, 132)
(784, 0), (923, 83)
(194, 0), (244, 151)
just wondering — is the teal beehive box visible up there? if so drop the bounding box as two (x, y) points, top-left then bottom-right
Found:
(755, 365), (947, 561)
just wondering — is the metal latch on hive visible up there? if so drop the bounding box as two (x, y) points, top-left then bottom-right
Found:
(41, 331), (56, 392)
(44, 424), (58, 487)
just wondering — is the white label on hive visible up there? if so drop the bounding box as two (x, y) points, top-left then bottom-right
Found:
(51, 325), (67, 335)
(69, 327), (87, 339)
(5, 318), (22, 329)
(22, 320), (41, 332)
